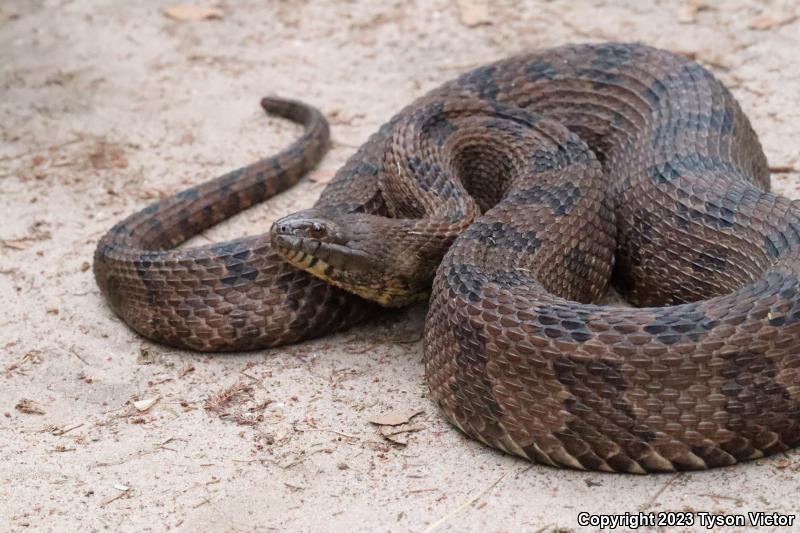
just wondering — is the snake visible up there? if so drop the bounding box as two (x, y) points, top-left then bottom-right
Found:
(94, 42), (800, 473)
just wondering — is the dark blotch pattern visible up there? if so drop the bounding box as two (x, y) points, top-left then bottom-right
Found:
(95, 44), (800, 473)
(506, 182), (582, 216)
(525, 60), (559, 82)
(552, 353), (658, 471)
(764, 222), (800, 259)
(458, 64), (501, 101)
(649, 153), (740, 185)
(462, 221), (542, 253)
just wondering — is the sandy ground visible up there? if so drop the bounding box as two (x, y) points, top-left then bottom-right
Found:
(2, 0), (800, 531)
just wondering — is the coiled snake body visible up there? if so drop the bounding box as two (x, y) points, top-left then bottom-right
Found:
(95, 43), (800, 472)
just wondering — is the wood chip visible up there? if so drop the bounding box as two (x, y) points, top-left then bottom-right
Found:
(132, 396), (160, 412)
(2, 240), (30, 251)
(163, 5), (223, 21)
(457, 0), (490, 27)
(368, 408), (423, 426)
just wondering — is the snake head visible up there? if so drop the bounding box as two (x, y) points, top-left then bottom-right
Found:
(270, 208), (431, 306)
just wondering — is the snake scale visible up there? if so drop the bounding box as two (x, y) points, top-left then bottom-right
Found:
(95, 43), (800, 473)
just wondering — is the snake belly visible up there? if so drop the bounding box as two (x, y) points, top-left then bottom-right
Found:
(94, 43), (800, 472)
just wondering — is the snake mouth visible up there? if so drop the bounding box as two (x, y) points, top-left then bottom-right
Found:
(272, 233), (401, 304)
(270, 209), (380, 273)
(271, 232), (375, 274)
(270, 219), (418, 306)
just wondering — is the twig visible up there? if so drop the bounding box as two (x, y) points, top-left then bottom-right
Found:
(192, 498), (210, 509)
(293, 425), (359, 439)
(52, 422), (84, 436)
(101, 489), (130, 507)
(239, 370), (260, 382)
(69, 346), (90, 365)
(422, 471), (508, 533)
(640, 472), (682, 511)
(770, 165), (798, 173)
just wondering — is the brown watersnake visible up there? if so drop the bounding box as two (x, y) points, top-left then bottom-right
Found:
(94, 43), (800, 473)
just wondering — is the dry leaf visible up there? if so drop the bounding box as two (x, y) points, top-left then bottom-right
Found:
(749, 12), (797, 30)
(380, 426), (409, 445)
(368, 408), (423, 426)
(133, 396), (160, 412)
(163, 5), (223, 21)
(308, 168), (337, 184)
(15, 398), (45, 415)
(457, 0), (490, 27)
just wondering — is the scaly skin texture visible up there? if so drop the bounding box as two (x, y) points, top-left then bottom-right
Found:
(96, 43), (800, 472)
(94, 98), (375, 351)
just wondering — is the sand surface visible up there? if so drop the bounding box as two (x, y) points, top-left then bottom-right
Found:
(2, 0), (799, 531)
